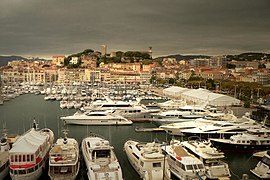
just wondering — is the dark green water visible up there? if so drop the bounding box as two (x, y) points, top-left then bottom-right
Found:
(0, 94), (259, 180)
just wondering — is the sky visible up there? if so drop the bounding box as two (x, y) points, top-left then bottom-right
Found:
(0, 0), (270, 58)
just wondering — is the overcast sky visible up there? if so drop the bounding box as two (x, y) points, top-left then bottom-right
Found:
(0, 0), (270, 58)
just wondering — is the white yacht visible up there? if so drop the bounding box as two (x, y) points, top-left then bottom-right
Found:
(154, 105), (218, 119)
(124, 140), (171, 180)
(181, 119), (259, 138)
(81, 135), (123, 180)
(61, 111), (133, 125)
(251, 150), (270, 179)
(181, 140), (231, 179)
(157, 99), (187, 110)
(84, 100), (152, 119)
(9, 120), (54, 180)
(0, 129), (10, 180)
(48, 131), (80, 180)
(161, 139), (206, 180)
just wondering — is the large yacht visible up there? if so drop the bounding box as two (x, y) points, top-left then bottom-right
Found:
(83, 100), (152, 119)
(181, 119), (259, 138)
(61, 110), (133, 125)
(161, 139), (206, 180)
(48, 131), (80, 180)
(250, 150), (270, 179)
(210, 127), (270, 153)
(181, 140), (231, 179)
(124, 140), (171, 180)
(157, 99), (187, 110)
(9, 120), (54, 180)
(81, 134), (123, 180)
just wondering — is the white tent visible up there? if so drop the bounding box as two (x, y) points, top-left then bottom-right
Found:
(163, 86), (189, 98)
(180, 88), (241, 107)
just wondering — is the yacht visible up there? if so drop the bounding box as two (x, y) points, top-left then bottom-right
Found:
(250, 150), (270, 179)
(154, 105), (218, 119)
(210, 127), (270, 153)
(9, 120), (54, 180)
(0, 129), (10, 179)
(61, 111), (133, 125)
(123, 140), (171, 180)
(181, 140), (231, 179)
(83, 100), (152, 119)
(161, 139), (206, 180)
(181, 119), (259, 139)
(48, 131), (80, 180)
(160, 113), (242, 136)
(157, 99), (187, 110)
(81, 134), (123, 180)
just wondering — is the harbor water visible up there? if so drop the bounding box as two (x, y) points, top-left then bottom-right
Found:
(0, 94), (259, 180)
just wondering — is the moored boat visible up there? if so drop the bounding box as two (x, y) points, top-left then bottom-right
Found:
(250, 150), (270, 179)
(9, 120), (54, 180)
(161, 139), (206, 180)
(210, 127), (270, 153)
(61, 110), (133, 125)
(181, 139), (231, 179)
(0, 128), (10, 179)
(124, 140), (171, 180)
(48, 131), (80, 180)
(81, 134), (123, 179)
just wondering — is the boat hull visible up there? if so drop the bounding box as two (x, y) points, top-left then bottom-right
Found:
(10, 162), (45, 180)
(63, 119), (132, 125)
(210, 139), (270, 153)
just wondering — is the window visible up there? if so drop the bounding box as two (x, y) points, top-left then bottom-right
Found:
(186, 165), (193, 170)
(153, 162), (161, 168)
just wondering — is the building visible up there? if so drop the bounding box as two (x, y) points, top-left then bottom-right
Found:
(52, 56), (65, 66)
(101, 45), (107, 56)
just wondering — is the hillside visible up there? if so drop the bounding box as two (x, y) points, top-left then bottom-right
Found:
(0, 56), (27, 66)
(156, 54), (211, 60)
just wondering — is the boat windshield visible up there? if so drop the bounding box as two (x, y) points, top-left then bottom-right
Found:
(261, 156), (270, 166)
(93, 149), (111, 158)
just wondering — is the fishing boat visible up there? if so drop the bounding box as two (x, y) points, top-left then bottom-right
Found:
(123, 140), (171, 180)
(161, 139), (206, 180)
(210, 127), (270, 153)
(181, 139), (231, 179)
(81, 134), (123, 180)
(48, 130), (80, 180)
(9, 120), (54, 180)
(61, 110), (133, 125)
(250, 150), (270, 179)
(0, 128), (10, 179)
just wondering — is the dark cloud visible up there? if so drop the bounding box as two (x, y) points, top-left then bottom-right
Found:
(0, 0), (269, 58)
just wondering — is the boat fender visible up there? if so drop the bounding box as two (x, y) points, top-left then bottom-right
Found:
(176, 156), (182, 161)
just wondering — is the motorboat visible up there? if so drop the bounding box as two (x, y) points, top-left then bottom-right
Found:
(181, 119), (259, 139)
(48, 131), (80, 180)
(0, 128), (10, 179)
(251, 150), (270, 179)
(61, 111), (133, 125)
(159, 112), (244, 136)
(123, 140), (171, 180)
(181, 139), (231, 179)
(157, 99), (187, 110)
(161, 139), (206, 180)
(83, 99), (152, 119)
(9, 120), (54, 180)
(210, 127), (270, 153)
(154, 105), (219, 119)
(81, 134), (123, 180)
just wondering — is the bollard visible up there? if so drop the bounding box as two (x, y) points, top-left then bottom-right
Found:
(242, 174), (249, 180)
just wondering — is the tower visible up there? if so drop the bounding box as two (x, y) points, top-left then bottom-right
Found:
(149, 46), (152, 59)
(101, 45), (107, 56)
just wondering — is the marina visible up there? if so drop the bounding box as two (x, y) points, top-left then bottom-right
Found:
(0, 92), (264, 179)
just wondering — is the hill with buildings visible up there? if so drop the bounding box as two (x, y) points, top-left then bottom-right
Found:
(226, 52), (270, 61)
(0, 56), (27, 66)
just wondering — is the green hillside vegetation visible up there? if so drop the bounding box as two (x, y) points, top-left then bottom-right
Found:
(226, 52), (270, 61)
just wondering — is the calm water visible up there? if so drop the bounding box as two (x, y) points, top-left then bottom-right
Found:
(0, 94), (259, 180)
